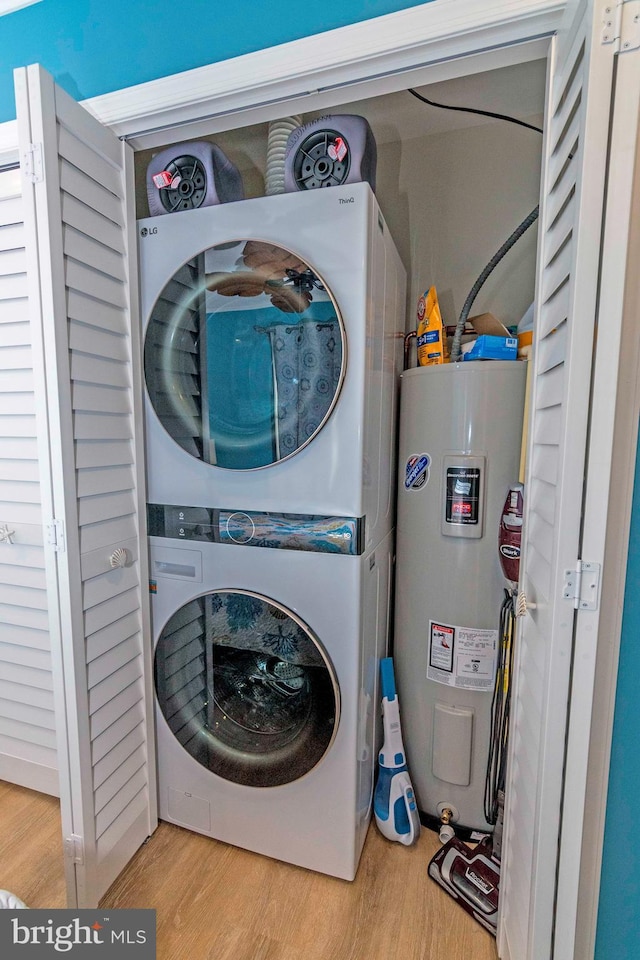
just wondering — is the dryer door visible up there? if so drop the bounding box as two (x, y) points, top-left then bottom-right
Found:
(154, 589), (340, 786)
(143, 240), (345, 470)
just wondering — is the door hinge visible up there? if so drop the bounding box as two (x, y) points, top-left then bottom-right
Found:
(563, 560), (601, 610)
(23, 142), (44, 183)
(63, 834), (84, 865)
(46, 518), (66, 553)
(602, 0), (640, 53)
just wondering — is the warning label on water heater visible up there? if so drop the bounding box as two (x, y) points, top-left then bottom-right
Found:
(428, 621), (498, 690)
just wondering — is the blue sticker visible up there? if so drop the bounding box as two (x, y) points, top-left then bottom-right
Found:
(405, 454), (431, 490)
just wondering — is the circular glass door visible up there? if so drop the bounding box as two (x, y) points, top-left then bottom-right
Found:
(154, 590), (340, 787)
(144, 240), (345, 470)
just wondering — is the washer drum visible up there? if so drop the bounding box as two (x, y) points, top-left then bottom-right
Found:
(146, 140), (244, 216)
(283, 115), (377, 192)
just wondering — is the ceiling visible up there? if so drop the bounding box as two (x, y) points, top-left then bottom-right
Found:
(218, 58), (545, 166)
(311, 58), (547, 145)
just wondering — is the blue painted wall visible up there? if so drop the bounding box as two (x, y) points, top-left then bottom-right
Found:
(595, 426), (640, 959)
(0, 0), (426, 123)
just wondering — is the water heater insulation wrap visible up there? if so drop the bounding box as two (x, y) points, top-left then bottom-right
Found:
(393, 361), (526, 832)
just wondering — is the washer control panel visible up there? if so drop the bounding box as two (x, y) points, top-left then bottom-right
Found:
(147, 503), (364, 556)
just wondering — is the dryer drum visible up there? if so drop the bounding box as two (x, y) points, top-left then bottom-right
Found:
(143, 239), (345, 471)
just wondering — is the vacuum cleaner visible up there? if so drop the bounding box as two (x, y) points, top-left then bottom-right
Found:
(373, 658), (420, 846)
(428, 484), (524, 936)
(428, 834), (500, 934)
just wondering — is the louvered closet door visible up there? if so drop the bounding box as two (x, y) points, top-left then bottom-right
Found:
(498, 3), (618, 959)
(0, 172), (58, 796)
(14, 64), (156, 908)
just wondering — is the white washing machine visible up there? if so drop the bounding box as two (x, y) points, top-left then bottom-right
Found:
(147, 506), (393, 880)
(138, 182), (405, 552)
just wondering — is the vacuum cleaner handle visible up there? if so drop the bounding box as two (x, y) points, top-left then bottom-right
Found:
(395, 771), (421, 846)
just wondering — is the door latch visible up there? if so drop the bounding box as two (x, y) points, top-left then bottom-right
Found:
(63, 834), (84, 865)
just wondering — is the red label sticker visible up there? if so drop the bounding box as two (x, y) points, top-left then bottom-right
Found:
(328, 137), (348, 162)
(152, 170), (173, 189)
(430, 622), (455, 673)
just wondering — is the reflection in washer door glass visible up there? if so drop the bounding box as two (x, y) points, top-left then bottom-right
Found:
(144, 240), (345, 470)
(154, 591), (339, 787)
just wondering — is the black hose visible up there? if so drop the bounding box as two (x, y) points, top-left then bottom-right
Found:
(450, 205), (539, 362)
(484, 589), (516, 826)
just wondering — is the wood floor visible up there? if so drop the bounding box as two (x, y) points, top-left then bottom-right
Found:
(1, 780), (497, 960)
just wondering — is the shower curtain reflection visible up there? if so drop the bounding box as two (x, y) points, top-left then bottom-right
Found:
(259, 320), (342, 460)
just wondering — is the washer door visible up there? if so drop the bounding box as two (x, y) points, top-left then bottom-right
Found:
(154, 590), (340, 787)
(144, 240), (345, 470)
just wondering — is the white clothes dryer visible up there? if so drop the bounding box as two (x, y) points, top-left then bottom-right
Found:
(147, 506), (393, 880)
(138, 182), (405, 552)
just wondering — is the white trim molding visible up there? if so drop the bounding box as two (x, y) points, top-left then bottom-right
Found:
(79, 0), (565, 146)
(0, 0), (562, 156)
(0, 119), (18, 166)
(88, 0), (563, 145)
(0, 0), (41, 15)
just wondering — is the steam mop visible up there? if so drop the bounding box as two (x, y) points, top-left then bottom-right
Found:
(374, 658), (420, 845)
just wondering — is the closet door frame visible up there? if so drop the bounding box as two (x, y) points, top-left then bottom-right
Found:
(2, 0), (634, 951)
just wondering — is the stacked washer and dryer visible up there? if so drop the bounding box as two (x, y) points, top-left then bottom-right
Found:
(138, 177), (406, 880)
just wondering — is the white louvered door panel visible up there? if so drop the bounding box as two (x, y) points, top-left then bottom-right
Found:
(0, 172), (58, 796)
(498, 3), (617, 958)
(15, 64), (156, 907)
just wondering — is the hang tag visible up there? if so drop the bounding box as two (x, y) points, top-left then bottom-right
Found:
(328, 137), (347, 162)
(152, 170), (183, 190)
(152, 170), (174, 189)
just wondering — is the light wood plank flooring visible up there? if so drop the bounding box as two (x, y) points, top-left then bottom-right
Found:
(1, 781), (497, 960)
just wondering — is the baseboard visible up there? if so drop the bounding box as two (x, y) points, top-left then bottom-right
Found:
(0, 754), (59, 797)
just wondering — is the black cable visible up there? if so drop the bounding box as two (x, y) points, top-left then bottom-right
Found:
(408, 88), (544, 134)
(485, 589), (516, 825)
(408, 87), (544, 361)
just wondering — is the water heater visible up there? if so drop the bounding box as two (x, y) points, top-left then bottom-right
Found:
(393, 361), (526, 833)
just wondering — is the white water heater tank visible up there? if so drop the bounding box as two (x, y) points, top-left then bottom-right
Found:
(393, 360), (526, 832)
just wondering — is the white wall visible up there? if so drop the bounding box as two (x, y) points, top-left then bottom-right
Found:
(376, 116), (542, 333)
